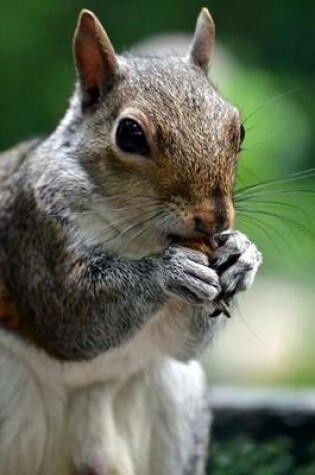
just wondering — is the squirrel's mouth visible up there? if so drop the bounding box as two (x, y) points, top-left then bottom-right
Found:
(165, 233), (219, 255)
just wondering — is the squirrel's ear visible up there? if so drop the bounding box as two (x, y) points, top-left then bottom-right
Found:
(73, 9), (119, 106)
(189, 8), (215, 73)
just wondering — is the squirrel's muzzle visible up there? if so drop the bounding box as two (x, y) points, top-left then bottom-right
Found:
(167, 195), (234, 254)
(190, 195), (234, 236)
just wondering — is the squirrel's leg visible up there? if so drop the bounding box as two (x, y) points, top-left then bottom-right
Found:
(149, 359), (210, 475)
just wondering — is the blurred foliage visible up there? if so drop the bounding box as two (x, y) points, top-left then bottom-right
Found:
(209, 436), (315, 475)
(0, 0), (314, 276)
(221, 63), (315, 277)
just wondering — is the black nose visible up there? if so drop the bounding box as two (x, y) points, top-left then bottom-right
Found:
(194, 214), (230, 236)
(194, 216), (210, 235)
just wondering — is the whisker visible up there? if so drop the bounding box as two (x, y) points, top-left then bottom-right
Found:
(236, 214), (285, 256)
(235, 199), (304, 214)
(242, 87), (301, 125)
(235, 168), (315, 197)
(236, 163), (263, 184)
(237, 211), (296, 246)
(235, 188), (315, 201)
(241, 130), (284, 151)
(97, 211), (158, 236)
(117, 210), (168, 254)
(237, 208), (314, 239)
(100, 208), (167, 249)
(77, 201), (161, 216)
(86, 208), (161, 246)
(101, 193), (165, 204)
(234, 299), (262, 342)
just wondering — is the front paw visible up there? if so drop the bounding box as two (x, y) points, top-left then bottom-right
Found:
(161, 246), (221, 305)
(210, 230), (262, 300)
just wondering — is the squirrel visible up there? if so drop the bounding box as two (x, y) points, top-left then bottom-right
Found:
(0, 7), (262, 475)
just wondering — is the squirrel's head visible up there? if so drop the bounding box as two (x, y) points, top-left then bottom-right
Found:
(72, 9), (245, 255)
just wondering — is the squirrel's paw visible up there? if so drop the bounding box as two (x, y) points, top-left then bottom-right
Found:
(211, 230), (262, 299)
(162, 247), (221, 305)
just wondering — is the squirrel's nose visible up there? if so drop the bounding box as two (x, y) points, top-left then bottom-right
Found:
(193, 202), (234, 235)
(194, 216), (210, 235)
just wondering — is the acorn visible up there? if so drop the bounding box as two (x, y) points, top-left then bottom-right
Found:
(178, 236), (219, 256)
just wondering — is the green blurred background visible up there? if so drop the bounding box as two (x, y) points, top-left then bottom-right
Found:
(1, 0), (315, 386)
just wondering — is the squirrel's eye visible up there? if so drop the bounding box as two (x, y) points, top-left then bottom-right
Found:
(116, 118), (149, 156)
(240, 124), (246, 145)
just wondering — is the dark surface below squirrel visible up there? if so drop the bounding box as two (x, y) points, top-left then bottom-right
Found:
(207, 388), (315, 474)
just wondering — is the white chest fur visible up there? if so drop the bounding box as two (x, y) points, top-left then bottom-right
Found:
(0, 306), (207, 475)
(0, 335), (153, 475)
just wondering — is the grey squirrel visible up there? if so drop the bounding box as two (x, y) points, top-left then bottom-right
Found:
(0, 8), (262, 475)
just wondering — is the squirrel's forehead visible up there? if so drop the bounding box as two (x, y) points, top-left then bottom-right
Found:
(123, 59), (237, 125)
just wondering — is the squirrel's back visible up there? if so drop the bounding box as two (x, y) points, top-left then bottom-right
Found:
(0, 138), (43, 183)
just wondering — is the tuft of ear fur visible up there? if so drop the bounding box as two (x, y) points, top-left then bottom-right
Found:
(73, 9), (119, 107)
(189, 8), (215, 73)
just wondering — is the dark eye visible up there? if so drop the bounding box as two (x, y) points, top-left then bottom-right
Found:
(240, 124), (246, 146)
(116, 118), (149, 156)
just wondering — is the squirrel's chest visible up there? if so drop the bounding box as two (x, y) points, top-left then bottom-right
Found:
(0, 302), (195, 475)
(0, 331), (154, 475)
(54, 298), (193, 387)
